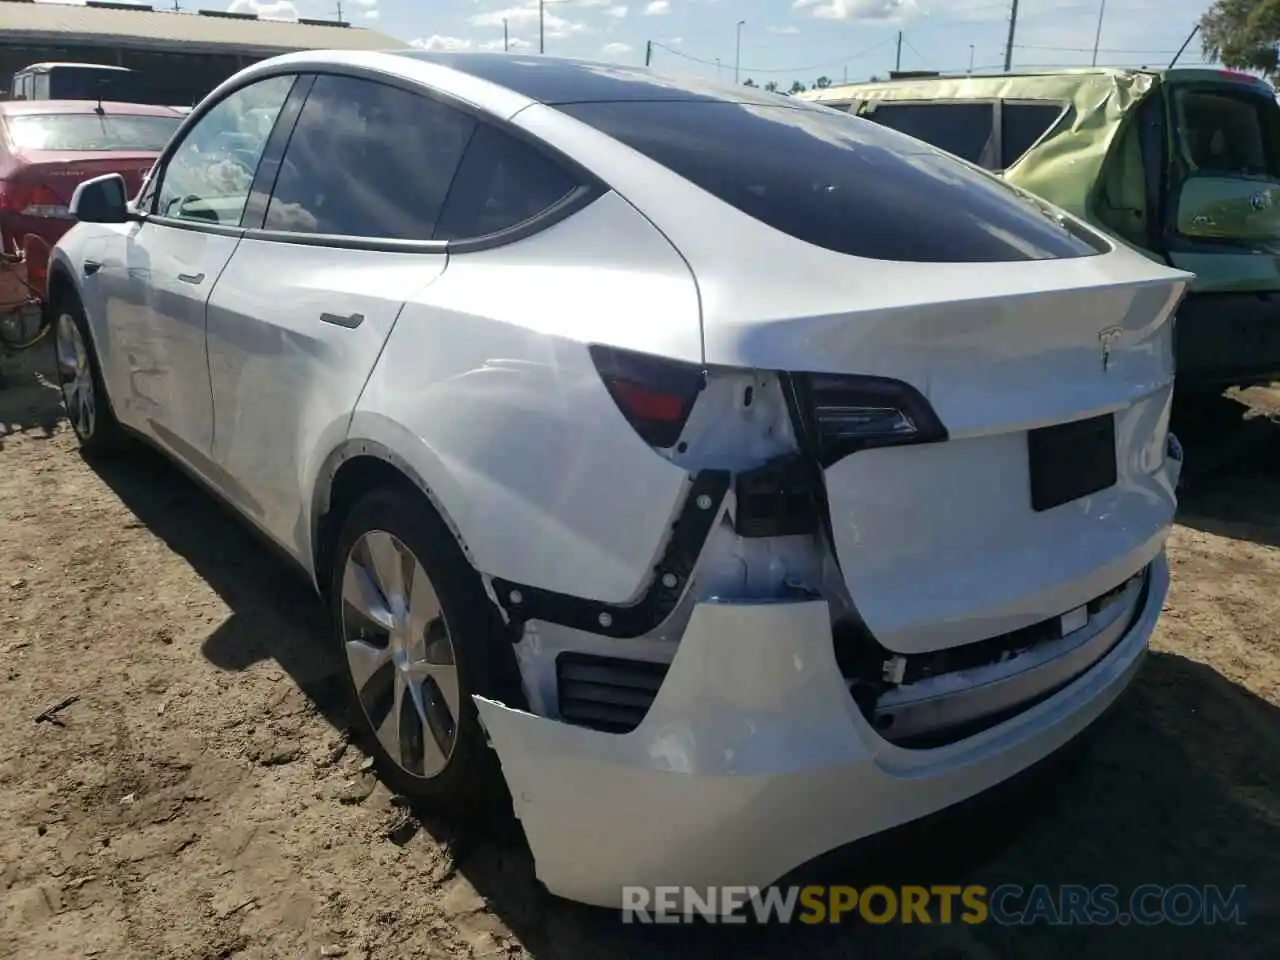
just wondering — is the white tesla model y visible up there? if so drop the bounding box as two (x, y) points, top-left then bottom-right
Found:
(49, 51), (1187, 909)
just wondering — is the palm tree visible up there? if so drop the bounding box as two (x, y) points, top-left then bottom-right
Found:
(764, 80), (779, 93)
(789, 80), (808, 94)
(814, 76), (832, 88)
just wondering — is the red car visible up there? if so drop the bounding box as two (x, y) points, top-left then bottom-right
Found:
(0, 100), (184, 310)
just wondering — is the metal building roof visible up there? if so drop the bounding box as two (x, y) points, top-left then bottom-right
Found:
(0, 0), (407, 56)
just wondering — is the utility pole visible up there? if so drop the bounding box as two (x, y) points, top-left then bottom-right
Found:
(1003, 0), (1019, 73)
(735, 20), (745, 84)
(539, 0), (545, 54)
(968, 44), (975, 73)
(895, 30), (902, 71)
(335, 1), (342, 22)
(504, 18), (509, 51)
(716, 57), (722, 78)
(645, 40), (652, 67)
(1091, 0), (1107, 66)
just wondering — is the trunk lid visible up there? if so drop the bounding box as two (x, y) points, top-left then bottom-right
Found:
(702, 255), (1189, 656)
(11, 151), (158, 206)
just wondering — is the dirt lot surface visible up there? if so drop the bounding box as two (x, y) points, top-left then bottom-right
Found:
(1, 347), (1277, 959)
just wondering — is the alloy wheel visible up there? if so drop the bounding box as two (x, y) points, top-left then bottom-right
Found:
(55, 312), (95, 440)
(341, 530), (461, 779)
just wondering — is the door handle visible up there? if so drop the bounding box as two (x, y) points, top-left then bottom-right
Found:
(319, 312), (365, 329)
(177, 271), (205, 285)
(83, 259), (102, 276)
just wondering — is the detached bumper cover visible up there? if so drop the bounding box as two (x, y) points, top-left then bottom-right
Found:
(475, 552), (1169, 910)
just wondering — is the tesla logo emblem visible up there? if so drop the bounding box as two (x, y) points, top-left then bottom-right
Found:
(1098, 326), (1123, 371)
(1251, 191), (1271, 212)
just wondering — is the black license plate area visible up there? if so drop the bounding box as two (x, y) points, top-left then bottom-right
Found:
(1027, 413), (1118, 512)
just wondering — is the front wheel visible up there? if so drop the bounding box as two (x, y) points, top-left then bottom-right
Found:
(329, 486), (515, 819)
(52, 295), (127, 456)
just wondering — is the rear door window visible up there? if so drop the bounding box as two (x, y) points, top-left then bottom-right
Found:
(264, 74), (475, 240)
(435, 123), (580, 241)
(558, 99), (1098, 263)
(1000, 102), (1064, 168)
(864, 101), (995, 166)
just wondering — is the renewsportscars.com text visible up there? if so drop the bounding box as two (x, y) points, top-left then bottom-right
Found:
(621, 884), (1248, 926)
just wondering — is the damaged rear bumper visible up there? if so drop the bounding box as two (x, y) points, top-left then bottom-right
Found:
(474, 552), (1169, 910)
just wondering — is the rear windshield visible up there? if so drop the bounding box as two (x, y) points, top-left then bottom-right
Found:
(7, 113), (180, 152)
(557, 100), (1100, 262)
(1175, 87), (1280, 178)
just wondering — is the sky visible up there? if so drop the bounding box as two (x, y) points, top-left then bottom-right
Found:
(36, 0), (1227, 85)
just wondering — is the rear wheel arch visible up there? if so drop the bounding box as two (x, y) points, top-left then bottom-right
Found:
(311, 441), (477, 598)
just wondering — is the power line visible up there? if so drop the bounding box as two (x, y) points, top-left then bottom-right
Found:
(1016, 43), (1182, 54)
(902, 36), (930, 69)
(650, 37), (896, 76)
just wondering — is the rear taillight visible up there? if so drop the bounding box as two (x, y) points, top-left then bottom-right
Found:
(787, 372), (947, 466)
(0, 182), (71, 219)
(589, 344), (704, 448)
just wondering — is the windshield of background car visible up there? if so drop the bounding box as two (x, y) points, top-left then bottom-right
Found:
(1174, 85), (1280, 179)
(556, 99), (1101, 262)
(7, 113), (181, 152)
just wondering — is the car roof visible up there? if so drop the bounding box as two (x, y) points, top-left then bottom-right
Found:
(393, 51), (790, 107)
(0, 100), (184, 117)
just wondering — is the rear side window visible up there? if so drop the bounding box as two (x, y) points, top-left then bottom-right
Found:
(435, 123), (579, 241)
(265, 74), (475, 240)
(7, 114), (181, 152)
(1001, 102), (1064, 168)
(865, 101), (995, 166)
(559, 100), (1099, 262)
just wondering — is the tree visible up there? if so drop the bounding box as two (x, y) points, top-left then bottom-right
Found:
(814, 76), (832, 88)
(789, 80), (809, 94)
(743, 77), (757, 87)
(764, 80), (779, 93)
(1200, 0), (1280, 75)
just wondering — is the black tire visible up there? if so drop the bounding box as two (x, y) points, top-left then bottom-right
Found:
(329, 485), (520, 821)
(51, 291), (128, 457)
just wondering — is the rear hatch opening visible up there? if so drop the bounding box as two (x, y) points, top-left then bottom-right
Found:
(516, 353), (1173, 749)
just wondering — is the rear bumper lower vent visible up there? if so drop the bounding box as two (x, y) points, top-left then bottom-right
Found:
(556, 652), (669, 734)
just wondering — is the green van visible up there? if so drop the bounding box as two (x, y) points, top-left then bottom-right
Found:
(802, 68), (1280, 390)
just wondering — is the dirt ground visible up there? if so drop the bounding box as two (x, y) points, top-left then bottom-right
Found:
(0, 345), (1277, 960)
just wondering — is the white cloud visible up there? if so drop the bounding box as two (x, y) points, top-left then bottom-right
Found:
(471, 3), (589, 39)
(769, 24), (801, 34)
(410, 35), (473, 51)
(364, 9), (379, 18)
(605, 4), (629, 16)
(226, 0), (300, 17)
(644, 0), (669, 14)
(792, 0), (917, 21)
(602, 41), (634, 58)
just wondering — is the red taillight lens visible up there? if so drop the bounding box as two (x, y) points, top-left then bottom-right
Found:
(787, 372), (947, 466)
(589, 344), (704, 448)
(0, 182), (68, 217)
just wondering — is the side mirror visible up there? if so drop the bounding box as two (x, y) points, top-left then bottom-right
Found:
(70, 173), (130, 224)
